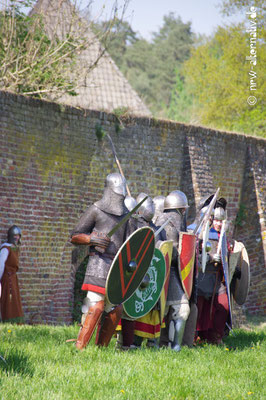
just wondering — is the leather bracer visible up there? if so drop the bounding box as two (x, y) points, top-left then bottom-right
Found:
(71, 231), (110, 250)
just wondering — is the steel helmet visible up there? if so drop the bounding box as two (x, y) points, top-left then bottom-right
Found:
(153, 195), (165, 214)
(164, 190), (189, 210)
(7, 225), (22, 245)
(105, 173), (126, 196)
(136, 193), (155, 222)
(213, 207), (226, 221)
(124, 195), (137, 212)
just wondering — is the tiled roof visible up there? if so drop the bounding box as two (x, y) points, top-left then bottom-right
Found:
(31, 0), (152, 117)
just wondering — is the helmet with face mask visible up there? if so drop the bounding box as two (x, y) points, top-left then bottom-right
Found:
(95, 173), (128, 216)
(105, 173), (126, 196)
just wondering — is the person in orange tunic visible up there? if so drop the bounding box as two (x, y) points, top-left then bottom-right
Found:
(0, 225), (24, 323)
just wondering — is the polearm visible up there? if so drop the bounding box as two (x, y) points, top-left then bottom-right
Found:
(216, 218), (226, 256)
(106, 134), (173, 235)
(106, 133), (131, 197)
(216, 212), (233, 326)
(215, 210), (229, 268)
(105, 134), (173, 237)
(194, 187), (220, 237)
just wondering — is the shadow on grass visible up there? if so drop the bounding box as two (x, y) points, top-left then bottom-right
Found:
(223, 329), (266, 350)
(244, 313), (266, 328)
(0, 349), (34, 377)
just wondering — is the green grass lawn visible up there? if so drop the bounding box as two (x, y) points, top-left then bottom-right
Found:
(0, 322), (265, 400)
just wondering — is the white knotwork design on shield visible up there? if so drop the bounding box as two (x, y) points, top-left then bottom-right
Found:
(134, 254), (159, 313)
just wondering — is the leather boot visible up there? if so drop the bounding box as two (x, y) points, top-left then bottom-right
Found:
(96, 304), (123, 347)
(159, 327), (169, 348)
(76, 300), (105, 350)
(121, 319), (135, 348)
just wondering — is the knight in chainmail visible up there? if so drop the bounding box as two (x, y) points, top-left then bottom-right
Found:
(70, 173), (130, 350)
(156, 190), (190, 351)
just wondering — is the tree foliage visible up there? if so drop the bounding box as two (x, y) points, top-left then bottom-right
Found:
(98, 13), (194, 117)
(1, 2), (72, 96)
(166, 71), (197, 124)
(0, 0), (124, 98)
(98, 3), (265, 137)
(149, 13), (194, 113)
(220, 0), (265, 34)
(182, 23), (265, 137)
(94, 18), (139, 68)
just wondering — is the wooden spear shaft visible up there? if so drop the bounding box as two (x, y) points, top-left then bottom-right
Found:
(106, 133), (131, 197)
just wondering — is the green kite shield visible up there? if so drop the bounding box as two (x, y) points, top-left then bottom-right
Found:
(178, 232), (196, 299)
(229, 240), (250, 305)
(159, 240), (173, 323)
(106, 227), (155, 305)
(123, 248), (166, 319)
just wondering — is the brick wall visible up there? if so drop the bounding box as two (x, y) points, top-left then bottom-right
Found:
(0, 90), (265, 324)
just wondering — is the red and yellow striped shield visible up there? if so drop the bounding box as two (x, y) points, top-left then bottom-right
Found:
(178, 232), (196, 299)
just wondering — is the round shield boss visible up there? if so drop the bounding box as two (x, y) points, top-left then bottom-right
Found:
(123, 248), (166, 319)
